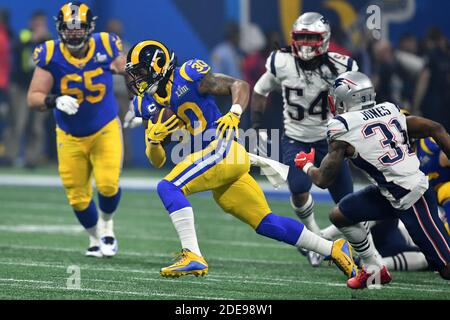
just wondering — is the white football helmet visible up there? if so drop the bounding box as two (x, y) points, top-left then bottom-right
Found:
(328, 71), (376, 115)
(291, 12), (331, 61)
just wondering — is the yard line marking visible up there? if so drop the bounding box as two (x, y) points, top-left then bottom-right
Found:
(0, 278), (53, 284)
(0, 282), (228, 300)
(0, 225), (83, 234)
(2, 244), (299, 265)
(0, 259), (448, 294)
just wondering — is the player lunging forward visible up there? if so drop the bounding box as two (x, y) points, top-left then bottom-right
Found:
(125, 40), (358, 278)
(251, 12), (357, 265)
(295, 71), (450, 288)
(27, 2), (126, 257)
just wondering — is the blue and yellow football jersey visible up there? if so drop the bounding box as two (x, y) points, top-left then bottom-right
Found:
(133, 59), (222, 149)
(417, 137), (450, 188)
(33, 32), (122, 137)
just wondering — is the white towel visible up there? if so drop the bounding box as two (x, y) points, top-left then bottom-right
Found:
(248, 153), (290, 189)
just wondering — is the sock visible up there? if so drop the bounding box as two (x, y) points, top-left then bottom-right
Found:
(339, 222), (383, 269)
(74, 200), (99, 247)
(296, 227), (333, 256)
(255, 213), (304, 245)
(98, 188), (121, 214)
(170, 207), (202, 256)
(383, 251), (428, 271)
(321, 224), (342, 240)
(291, 194), (321, 234)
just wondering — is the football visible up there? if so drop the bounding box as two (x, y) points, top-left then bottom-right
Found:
(151, 107), (177, 145)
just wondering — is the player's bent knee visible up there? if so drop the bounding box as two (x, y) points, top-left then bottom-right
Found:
(439, 264), (450, 280)
(71, 200), (91, 212)
(255, 213), (303, 245)
(157, 179), (190, 213)
(97, 184), (119, 198)
(291, 192), (310, 208)
(329, 206), (352, 228)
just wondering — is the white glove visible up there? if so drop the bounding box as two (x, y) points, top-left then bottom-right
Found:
(123, 100), (143, 128)
(56, 95), (79, 115)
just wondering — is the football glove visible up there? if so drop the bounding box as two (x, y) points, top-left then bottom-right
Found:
(56, 95), (79, 115)
(123, 100), (142, 128)
(147, 111), (180, 143)
(215, 104), (242, 140)
(295, 148), (315, 174)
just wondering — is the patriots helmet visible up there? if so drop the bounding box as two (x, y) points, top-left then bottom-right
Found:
(55, 2), (97, 51)
(125, 40), (176, 96)
(291, 12), (331, 60)
(328, 71), (376, 115)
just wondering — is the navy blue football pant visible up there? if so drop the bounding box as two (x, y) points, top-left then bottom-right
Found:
(282, 135), (353, 202)
(371, 219), (420, 257)
(339, 185), (450, 271)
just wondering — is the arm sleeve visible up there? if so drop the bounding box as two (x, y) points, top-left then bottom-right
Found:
(109, 32), (123, 59)
(179, 59), (211, 82)
(254, 71), (279, 97)
(33, 41), (53, 70)
(327, 116), (349, 143)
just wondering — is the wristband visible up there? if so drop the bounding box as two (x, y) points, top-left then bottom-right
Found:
(302, 162), (314, 174)
(44, 94), (58, 109)
(230, 104), (243, 116)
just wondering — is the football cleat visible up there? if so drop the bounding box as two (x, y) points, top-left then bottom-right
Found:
(85, 246), (102, 258)
(160, 248), (208, 278)
(330, 239), (358, 278)
(100, 236), (118, 257)
(307, 251), (324, 267)
(347, 265), (392, 289)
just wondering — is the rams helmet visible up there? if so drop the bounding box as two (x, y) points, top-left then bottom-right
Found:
(125, 40), (176, 96)
(328, 71), (376, 115)
(55, 2), (96, 51)
(291, 12), (330, 61)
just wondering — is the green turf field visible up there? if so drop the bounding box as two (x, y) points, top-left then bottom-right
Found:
(0, 184), (449, 300)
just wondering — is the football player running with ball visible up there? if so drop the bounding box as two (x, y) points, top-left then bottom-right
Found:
(295, 71), (450, 288)
(125, 40), (358, 279)
(251, 12), (357, 265)
(27, 2), (126, 257)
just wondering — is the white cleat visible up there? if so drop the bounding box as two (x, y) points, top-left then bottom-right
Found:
(100, 236), (118, 257)
(307, 251), (324, 267)
(85, 246), (103, 258)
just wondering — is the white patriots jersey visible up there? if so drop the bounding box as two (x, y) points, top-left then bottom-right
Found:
(327, 102), (429, 210)
(266, 51), (358, 142)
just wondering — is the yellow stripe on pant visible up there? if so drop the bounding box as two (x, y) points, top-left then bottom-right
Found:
(164, 139), (271, 229)
(56, 118), (123, 211)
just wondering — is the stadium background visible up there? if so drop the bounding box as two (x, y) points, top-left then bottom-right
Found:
(0, 0), (449, 168)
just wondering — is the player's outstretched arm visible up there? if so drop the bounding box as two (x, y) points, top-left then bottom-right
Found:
(198, 72), (250, 109)
(407, 116), (450, 159)
(27, 66), (55, 112)
(199, 72), (249, 139)
(295, 141), (349, 189)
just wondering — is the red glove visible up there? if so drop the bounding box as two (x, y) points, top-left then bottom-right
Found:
(295, 148), (315, 173)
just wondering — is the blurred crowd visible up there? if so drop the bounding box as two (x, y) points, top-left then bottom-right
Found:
(0, 8), (449, 169)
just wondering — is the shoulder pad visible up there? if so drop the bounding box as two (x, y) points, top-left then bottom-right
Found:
(179, 59), (211, 82)
(264, 50), (289, 76)
(33, 40), (55, 68)
(327, 116), (350, 142)
(327, 52), (358, 72)
(99, 32), (123, 58)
